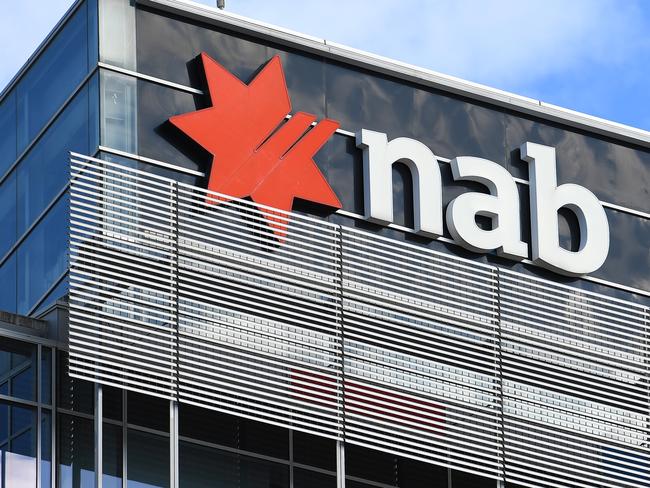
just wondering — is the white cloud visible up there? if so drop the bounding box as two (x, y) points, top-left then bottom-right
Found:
(1, 0), (647, 127)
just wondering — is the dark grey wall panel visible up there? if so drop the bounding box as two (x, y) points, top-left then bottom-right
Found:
(133, 5), (649, 299)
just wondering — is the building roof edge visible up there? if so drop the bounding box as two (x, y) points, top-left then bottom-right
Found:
(139, 0), (650, 149)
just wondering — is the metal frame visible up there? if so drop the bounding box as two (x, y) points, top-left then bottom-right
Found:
(68, 154), (650, 488)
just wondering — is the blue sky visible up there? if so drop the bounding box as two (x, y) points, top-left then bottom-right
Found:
(1, 0), (649, 131)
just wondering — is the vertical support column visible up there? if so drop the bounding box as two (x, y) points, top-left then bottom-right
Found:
(37, 344), (42, 488)
(336, 226), (346, 488)
(495, 269), (506, 485)
(289, 430), (294, 488)
(170, 180), (180, 488)
(51, 349), (57, 487)
(122, 389), (127, 488)
(170, 400), (179, 488)
(336, 226), (346, 444)
(95, 383), (103, 488)
(336, 441), (345, 488)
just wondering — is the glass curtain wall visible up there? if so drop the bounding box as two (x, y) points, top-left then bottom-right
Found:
(0, 0), (99, 318)
(1, 333), (501, 488)
(0, 336), (55, 488)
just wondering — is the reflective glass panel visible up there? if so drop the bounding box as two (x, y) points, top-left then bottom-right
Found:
(0, 254), (17, 314)
(451, 469), (494, 487)
(16, 5), (88, 152)
(31, 275), (68, 317)
(0, 171), (17, 259)
(0, 91), (16, 178)
(104, 422), (123, 488)
(0, 337), (36, 401)
(239, 419), (289, 460)
(0, 401), (36, 488)
(292, 432), (336, 471)
(58, 414), (95, 488)
(294, 469), (335, 488)
(41, 410), (52, 488)
(346, 445), (396, 485)
(100, 70), (137, 153)
(103, 386), (123, 421)
(17, 85), (89, 234)
(127, 429), (169, 488)
(179, 441), (289, 488)
(179, 403), (238, 448)
(99, 0), (136, 70)
(397, 457), (449, 488)
(127, 391), (169, 432)
(16, 196), (68, 315)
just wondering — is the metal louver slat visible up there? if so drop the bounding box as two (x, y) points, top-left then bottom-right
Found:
(499, 270), (649, 488)
(175, 183), (343, 440)
(69, 156), (178, 399)
(68, 153), (650, 487)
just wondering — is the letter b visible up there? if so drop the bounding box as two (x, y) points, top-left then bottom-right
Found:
(521, 142), (609, 277)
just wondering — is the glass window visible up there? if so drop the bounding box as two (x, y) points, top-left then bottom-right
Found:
(31, 275), (68, 317)
(179, 405), (290, 459)
(88, 71), (100, 153)
(179, 441), (289, 488)
(17, 85), (89, 234)
(127, 391), (169, 432)
(293, 431), (336, 471)
(17, 196), (68, 315)
(100, 70), (137, 153)
(239, 454), (289, 488)
(0, 171), (17, 258)
(179, 403), (238, 448)
(0, 91), (16, 178)
(16, 5), (88, 152)
(88, 0), (99, 67)
(0, 337), (36, 401)
(104, 422), (123, 488)
(346, 481), (380, 488)
(239, 419), (289, 460)
(99, 0), (136, 70)
(127, 429), (169, 488)
(180, 441), (232, 488)
(41, 410), (52, 488)
(450, 470), (494, 487)
(0, 401), (37, 488)
(294, 468), (336, 488)
(58, 414), (95, 488)
(346, 445), (396, 486)
(103, 385), (123, 421)
(0, 254), (17, 314)
(397, 457), (448, 488)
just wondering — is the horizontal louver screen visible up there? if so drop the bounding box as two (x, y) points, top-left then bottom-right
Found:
(69, 154), (649, 487)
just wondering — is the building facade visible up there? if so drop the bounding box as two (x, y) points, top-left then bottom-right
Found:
(0, 0), (648, 487)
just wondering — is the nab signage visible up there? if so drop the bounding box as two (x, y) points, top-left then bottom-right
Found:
(358, 131), (609, 277)
(170, 53), (610, 278)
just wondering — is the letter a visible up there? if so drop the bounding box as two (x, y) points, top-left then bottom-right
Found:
(446, 157), (528, 260)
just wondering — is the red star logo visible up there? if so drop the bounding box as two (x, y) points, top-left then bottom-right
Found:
(169, 53), (341, 238)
